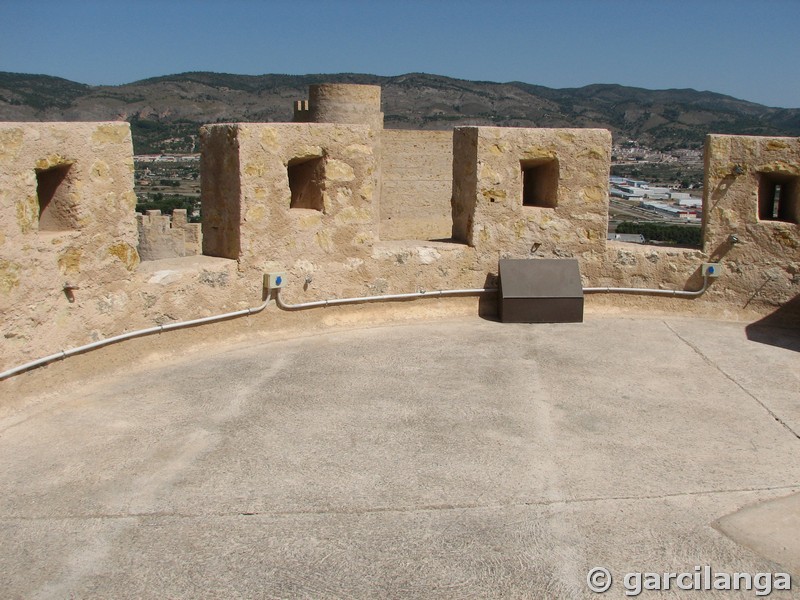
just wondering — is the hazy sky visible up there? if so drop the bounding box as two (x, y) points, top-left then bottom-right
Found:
(1, 0), (798, 108)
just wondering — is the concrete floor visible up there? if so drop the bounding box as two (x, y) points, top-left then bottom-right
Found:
(0, 315), (798, 599)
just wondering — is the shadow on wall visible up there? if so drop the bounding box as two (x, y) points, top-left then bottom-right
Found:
(478, 272), (499, 321)
(745, 294), (800, 352)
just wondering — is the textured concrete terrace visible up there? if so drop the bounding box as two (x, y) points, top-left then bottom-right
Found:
(1, 314), (799, 598)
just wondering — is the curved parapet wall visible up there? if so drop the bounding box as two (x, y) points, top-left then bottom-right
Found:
(308, 84), (384, 129)
(2, 117), (799, 375)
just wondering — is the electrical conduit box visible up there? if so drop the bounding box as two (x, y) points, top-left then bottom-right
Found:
(701, 263), (722, 278)
(265, 272), (286, 289)
(498, 259), (584, 323)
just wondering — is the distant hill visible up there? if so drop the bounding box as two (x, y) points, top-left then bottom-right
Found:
(1, 71), (798, 154)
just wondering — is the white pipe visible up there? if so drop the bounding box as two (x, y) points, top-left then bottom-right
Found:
(275, 274), (710, 310)
(583, 274), (709, 297)
(1, 273), (711, 381)
(274, 287), (497, 310)
(0, 298), (271, 381)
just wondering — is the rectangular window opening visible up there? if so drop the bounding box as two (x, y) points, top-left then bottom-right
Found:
(36, 163), (76, 231)
(758, 172), (799, 224)
(521, 158), (559, 208)
(288, 156), (325, 212)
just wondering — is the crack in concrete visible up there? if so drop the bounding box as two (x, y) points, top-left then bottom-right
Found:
(663, 320), (800, 441)
(3, 483), (798, 522)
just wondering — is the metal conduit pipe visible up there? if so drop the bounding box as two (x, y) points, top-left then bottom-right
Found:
(0, 298), (271, 381)
(274, 287), (498, 310)
(583, 273), (710, 297)
(1, 273), (712, 381)
(274, 274), (710, 310)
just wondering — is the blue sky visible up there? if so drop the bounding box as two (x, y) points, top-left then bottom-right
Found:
(1, 0), (798, 108)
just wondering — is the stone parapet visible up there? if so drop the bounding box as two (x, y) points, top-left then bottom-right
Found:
(0, 122), (138, 364)
(380, 129), (452, 241)
(137, 209), (201, 261)
(1, 107), (798, 374)
(452, 127), (612, 256)
(308, 84), (384, 130)
(702, 134), (800, 311)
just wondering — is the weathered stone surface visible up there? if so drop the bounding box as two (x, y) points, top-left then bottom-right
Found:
(380, 129), (453, 241)
(201, 122), (379, 296)
(452, 127), (612, 257)
(1, 95), (799, 373)
(0, 122), (139, 365)
(137, 209), (201, 261)
(703, 134), (800, 311)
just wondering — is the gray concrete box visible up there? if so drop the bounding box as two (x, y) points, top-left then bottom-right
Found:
(498, 259), (584, 323)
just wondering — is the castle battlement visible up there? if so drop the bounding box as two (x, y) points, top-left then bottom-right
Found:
(1, 86), (798, 371)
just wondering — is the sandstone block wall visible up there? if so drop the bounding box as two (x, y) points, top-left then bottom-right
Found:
(452, 127), (612, 257)
(307, 84), (384, 130)
(0, 122), (139, 360)
(380, 130), (453, 241)
(201, 122), (380, 297)
(703, 134), (800, 309)
(137, 209), (201, 261)
(2, 111), (799, 375)
(200, 125), (242, 260)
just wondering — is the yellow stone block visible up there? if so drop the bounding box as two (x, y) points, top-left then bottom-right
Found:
(556, 131), (577, 143)
(247, 204), (267, 223)
(16, 195), (38, 234)
(92, 124), (129, 144)
(315, 230), (333, 252)
(352, 231), (375, 245)
(766, 140), (789, 151)
(582, 186), (606, 203)
(0, 128), (24, 160)
(35, 154), (71, 170)
(520, 149), (557, 161)
(108, 242), (139, 270)
(244, 162), (265, 177)
(91, 160), (110, 181)
(299, 213), (322, 228)
(259, 128), (280, 151)
(344, 144), (373, 157)
(578, 147), (607, 161)
(358, 183), (373, 202)
(480, 189), (507, 204)
(58, 247), (82, 274)
(0, 259), (21, 293)
(326, 159), (355, 182)
(335, 206), (371, 225)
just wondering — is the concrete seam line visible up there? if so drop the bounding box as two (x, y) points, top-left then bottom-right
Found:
(663, 320), (800, 441)
(7, 483), (798, 521)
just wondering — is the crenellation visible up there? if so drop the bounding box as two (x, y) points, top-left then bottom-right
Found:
(452, 127), (612, 257)
(137, 209), (201, 261)
(1, 87), (798, 372)
(293, 99), (310, 123)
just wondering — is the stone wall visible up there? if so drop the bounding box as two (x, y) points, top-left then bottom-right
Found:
(201, 122), (380, 299)
(452, 127), (612, 256)
(379, 130), (452, 241)
(1, 115), (798, 374)
(200, 125), (241, 260)
(137, 209), (201, 261)
(307, 84), (384, 130)
(702, 134), (800, 310)
(0, 122), (139, 363)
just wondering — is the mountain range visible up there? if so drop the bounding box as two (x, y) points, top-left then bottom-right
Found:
(1, 71), (798, 154)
